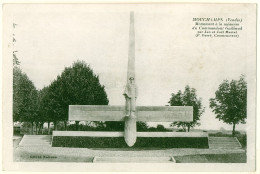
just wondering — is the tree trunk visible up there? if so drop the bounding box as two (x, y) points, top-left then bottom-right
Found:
(31, 122), (34, 135)
(37, 123), (39, 134)
(64, 121), (67, 130)
(38, 123), (43, 134)
(182, 125), (186, 132)
(55, 122), (58, 130)
(40, 123), (43, 134)
(47, 122), (50, 135)
(187, 125), (190, 132)
(37, 123), (40, 134)
(232, 123), (236, 137)
(75, 121), (79, 131)
(54, 121), (57, 130)
(35, 122), (38, 135)
(41, 123), (44, 134)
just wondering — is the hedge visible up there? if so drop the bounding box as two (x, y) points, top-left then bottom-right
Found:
(52, 136), (209, 148)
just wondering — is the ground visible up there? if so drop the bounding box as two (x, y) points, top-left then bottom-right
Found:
(13, 135), (246, 163)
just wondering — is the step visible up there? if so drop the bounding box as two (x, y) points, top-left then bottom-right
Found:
(209, 146), (242, 149)
(209, 145), (241, 148)
(209, 141), (237, 143)
(209, 143), (241, 146)
(21, 139), (51, 141)
(93, 156), (176, 163)
(209, 137), (236, 139)
(19, 135), (52, 146)
(209, 138), (236, 140)
(20, 142), (51, 144)
(20, 140), (51, 144)
(208, 142), (238, 144)
(210, 143), (241, 145)
(209, 139), (237, 141)
(209, 144), (239, 147)
(208, 137), (242, 149)
(19, 143), (51, 146)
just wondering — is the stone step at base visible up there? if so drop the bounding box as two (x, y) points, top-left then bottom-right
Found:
(209, 146), (242, 149)
(209, 139), (237, 142)
(209, 145), (239, 148)
(209, 141), (238, 143)
(19, 135), (52, 146)
(209, 138), (237, 141)
(22, 137), (51, 139)
(19, 140), (50, 142)
(19, 143), (51, 146)
(19, 142), (51, 144)
(209, 138), (237, 139)
(209, 147), (242, 149)
(209, 142), (240, 145)
(208, 137), (237, 139)
(208, 143), (239, 145)
(21, 138), (51, 141)
(93, 156), (176, 163)
(209, 139), (236, 142)
(21, 139), (51, 141)
(21, 139), (51, 142)
(209, 143), (240, 145)
(208, 137), (242, 149)
(209, 145), (241, 147)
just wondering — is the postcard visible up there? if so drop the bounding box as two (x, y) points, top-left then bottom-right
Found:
(2, 3), (257, 172)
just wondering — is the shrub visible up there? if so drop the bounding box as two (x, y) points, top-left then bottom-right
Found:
(176, 129), (185, 132)
(52, 136), (209, 148)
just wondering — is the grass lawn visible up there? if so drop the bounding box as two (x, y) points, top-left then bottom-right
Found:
(175, 153), (246, 163)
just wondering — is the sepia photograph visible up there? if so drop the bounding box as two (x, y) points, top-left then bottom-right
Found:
(2, 2), (257, 172)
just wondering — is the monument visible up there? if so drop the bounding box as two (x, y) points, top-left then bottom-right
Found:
(52, 12), (208, 148)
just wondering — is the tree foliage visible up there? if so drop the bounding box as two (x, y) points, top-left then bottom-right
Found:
(13, 67), (38, 122)
(168, 85), (205, 132)
(43, 60), (109, 127)
(209, 75), (247, 135)
(37, 87), (53, 123)
(13, 51), (20, 66)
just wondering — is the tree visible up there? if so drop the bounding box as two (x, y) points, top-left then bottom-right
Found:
(156, 124), (167, 132)
(13, 51), (20, 66)
(209, 75), (247, 136)
(13, 22), (20, 67)
(37, 86), (52, 134)
(168, 85), (205, 132)
(13, 67), (38, 133)
(45, 60), (109, 129)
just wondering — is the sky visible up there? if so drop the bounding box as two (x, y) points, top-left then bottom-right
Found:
(8, 3), (254, 130)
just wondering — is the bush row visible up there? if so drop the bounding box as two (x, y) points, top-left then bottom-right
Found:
(52, 136), (209, 148)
